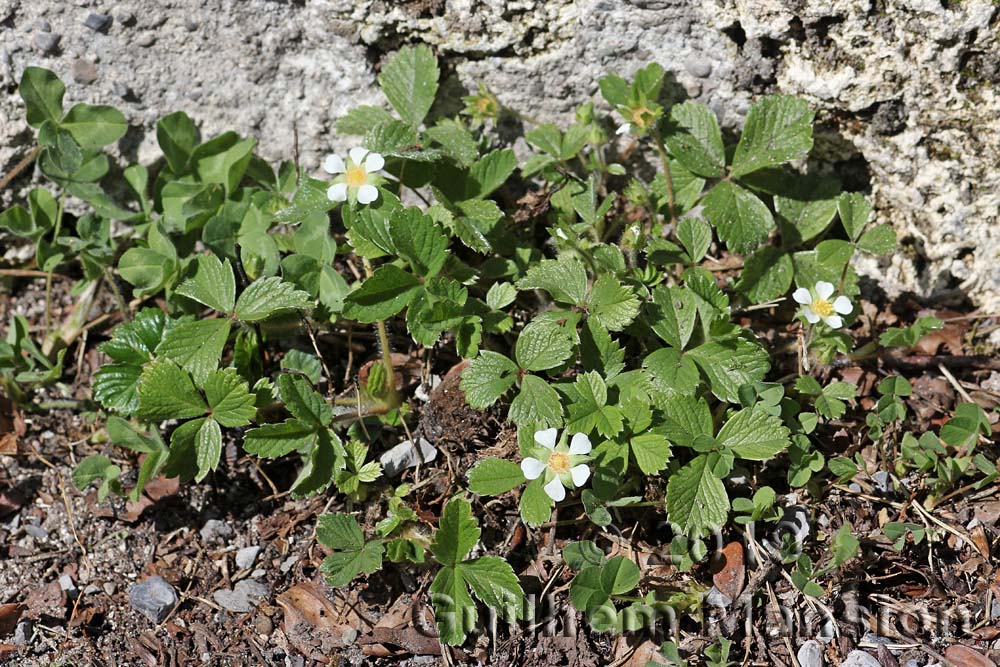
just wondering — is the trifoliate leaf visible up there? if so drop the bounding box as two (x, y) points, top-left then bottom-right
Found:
(687, 337), (770, 404)
(736, 247), (793, 304)
(516, 258), (588, 306)
(342, 264), (422, 323)
(176, 254), (236, 313)
(648, 285), (697, 350)
(600, 556), (640, 596)
(566, 371), (624, 439)
(378, 44), (439, 129)
(660, 395), (714, 447)
(665, 101), (725, 178)
(630, 433), (672, 475)
(277, 374), (332, 428)
(234, 277), (313, 322)
(703, 181), (775, 255)
(318, 513), (384, 587)
(569, 566), (608, 611)
(838, 192), (872, 241)
(666, 454), (730, 537)
(290, 428), (342, 498)
(775, 178), (840, 244)
(204, 368), (256, 427)
(643, 348), (700, 403)
(461, 556), (525, 623)
(460, 351), (518, 408)
(194, 417), (222, 482)
(61, 103), (128, 149)
(731, 95), (814, 177)
(243, 419), (317, 458)
(684, 268), (731, 334)
(468, 458), (526, 496)
(155, 318), (230, 386)
(509, 375), (563, 428)
(469, 149), (516, 198)
(430, 496), (480, 567)
(430, 565), (476, 645)
(717, 407), (790, 460)
(138, 360), (207, 421)
(857, 223), (896, 255)
(587, 275), (639, 331)
(515, 321), (574, 372)
(519, 477), (554, 526)
(389, 207), (448, 278)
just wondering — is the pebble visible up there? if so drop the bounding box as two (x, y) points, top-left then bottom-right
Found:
(685, 57), (713, 78)
(128, 576), (178, 623)
(136, 32), (156, 47)
(279, 556), (298, 573)
(872, 471), (891, 494)
(103, 582), (116, 595)
(200, 519), (233, 543)
(380, 438), (437, 477)
(34, 20), (52, 33)
(841, 651), (881, 667)
(59, 575), (78, 595)
(704, 586), (732, 608)
(84, 13), (112, 32)
(33, 32), (61, 55)
(213, 580), (268, 613)
(83, 584), (102, 596)
(254, 614), (273, 635)
(251, 569), (266, 579)
(797, 640), (823, 667)
(24, 524), (48, 540)
(13, 620), (33, 645)
(235, 546), (262, 570)
(71, 59), (99, 85)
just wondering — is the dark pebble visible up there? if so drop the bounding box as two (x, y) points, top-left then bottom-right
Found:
(84, 13), (113, 33)
(128, 576), (178, 623)
(33, 32), (61, 55)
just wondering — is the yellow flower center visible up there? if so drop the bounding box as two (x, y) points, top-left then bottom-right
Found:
(630, 106), (654, 128)
(548, 451), (570, 474)
(476, 97), (495, 114)
(345, 165), (368, 189)
(811, 298), (834, 317)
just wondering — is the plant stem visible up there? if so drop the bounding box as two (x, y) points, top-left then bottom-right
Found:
(361, 257), (402, 410)
(104, 266), (132, 322)
(652, 131), (677, 227)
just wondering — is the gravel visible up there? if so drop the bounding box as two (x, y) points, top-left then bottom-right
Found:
(83, 13), (113, 33)
(235, 545), (261, 570)
(200, 519), (233, 543)
(128, 575), (178, 623)
(213, 580), (269, 613)
(797, 640), (823, 667)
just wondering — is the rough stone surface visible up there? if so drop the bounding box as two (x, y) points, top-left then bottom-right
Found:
(841, 651), (882, 667)
(797, 640), (823, 667)
(127, 575), (178, 623)
(1, 0), (998, 306)
(213, 579), (269, 613)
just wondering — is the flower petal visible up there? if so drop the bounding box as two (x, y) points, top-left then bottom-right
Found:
(568, 432), (592, 456)
(363, 152), (385, 173)
(832, 295), (853, 315)
(803, 308), (821, 324)
(543, 476), (566, 502)
(323, 154), (345, 174)
(357, 184), (379, 205)
(570, 464), (590, 487)
(521, 457), (545, 480)
(327, 183), (348, 202)
(815, 281), (835, 300)
(616, 123), (631, 135)
(348, 146), (368, 166)
(824, 315), (843, 329)
(534, 428), (558, 450)
(792, 287), (813, 305)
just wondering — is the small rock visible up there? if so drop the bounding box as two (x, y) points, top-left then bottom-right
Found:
(841, 651), (882, 667)
(83, 584), (101, 596)
(70, 59), (98, 85)
(58, 575), (77, 594)
(704, 586), (731, 608)
(184, 18), (199, 31)
(943, 645), (996, 667)
(13, 620), (33, 646)
(200, 519), (233, 543)
(711, 541), (745, 600)
(128, 576), (178, 623)
(103, 582), (116, 595)
(279, 556), (298, 573)
(235, 546), (261, 570)
(136, 32), (156, 47)
(797, 640), (823, 667)
(213, 580), (268, 613)
(84, 13), (112, 32)
(685, 57), (713, 78)
(380, 438), (437, 477)
(24, 524), (48, 540)
(254, 614), (273, 635)
(33, 32), (61, 55)
(872, 471), (891, 494)
(34, 20), (52, 33)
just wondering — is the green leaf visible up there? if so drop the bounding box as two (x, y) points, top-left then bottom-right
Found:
(468, 458), (526, 496)
(737, 247), (793, 303)
(516, 258), (588, 306)
(60, 104), (127, 149)
(774, 178), (840, 243)
(486, 282), (517, 311)
(630, 433), (672, 475)
(649, 285), (697, 350)
(138, 360), (207, 421)
(426, 119), (480, 167)
(643, 348), (700, 402)
(461, 556), (525, 622)
(337, 105), (396, 136)
(197, 137), (256, 195)
(204, 368), (256, 427)
(460, 351), (518, 408)
(469, 149), (516, 197)
(677, 217), (712, 264)
(687, 337), (770, 404)
(342, 264), (421, 323)
(280, 349), (324, 384)
(515, 321), (574, 372)
(364, 119), (418, 155)
(194, 417), (222, 482)
(519, 477), (554, 526)
(838, 192), (872, 241)
(717, 407), (790, 460)
(563, 541), (606, 571)
(19, 67), (64, 128)
(666, 454), (730, 537)
(243, 419), (317, 458)
(703, 181), (775, 255)
(234, 277), (312, 322)
(430, 496), (480, 567)
(278, 374), (332, 428)
(665, 102), (725, 178)
(857, 223), (896, 255)
(879, 316), (943, 348)
(0, 205), (35, 237)
(600, 556), (640, 595)
(98, 308), (169, 365)
(566, 372), (624, 439)
(92, 363), (144, 414)
(509, 375), (563, 428)
(378, 44), (439, 129)
(318, 513), (384, 587)
(587, 275), (639, 331)
(389, 207), (448, 278)
(731, 95), (814, 177)
(157, 111), (199, 173)
(569, 566), (608, 611)
(155, 318), (230, 386)
(274, 176), (337, 225)
(290, 428), (342, 498)
(72, 455), (121, 501)
(430, 566), (476, 645)
(176, 254), (236, 313)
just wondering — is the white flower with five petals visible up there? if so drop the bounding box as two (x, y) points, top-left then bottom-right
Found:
(323, 147), (384, 205)
(793, 281), (852, 329)
(520, 428), (592, 502)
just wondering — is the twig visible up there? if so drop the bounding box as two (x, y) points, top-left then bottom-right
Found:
(0, 146), (41, 191)
(937, 362), (974, 403)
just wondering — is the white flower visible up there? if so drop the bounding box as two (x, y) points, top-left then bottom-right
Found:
(793, 281), (852, 329)
(616, 122), (632, 136)
(520, 428), (592, 502)
(323, 147), (384, 205)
